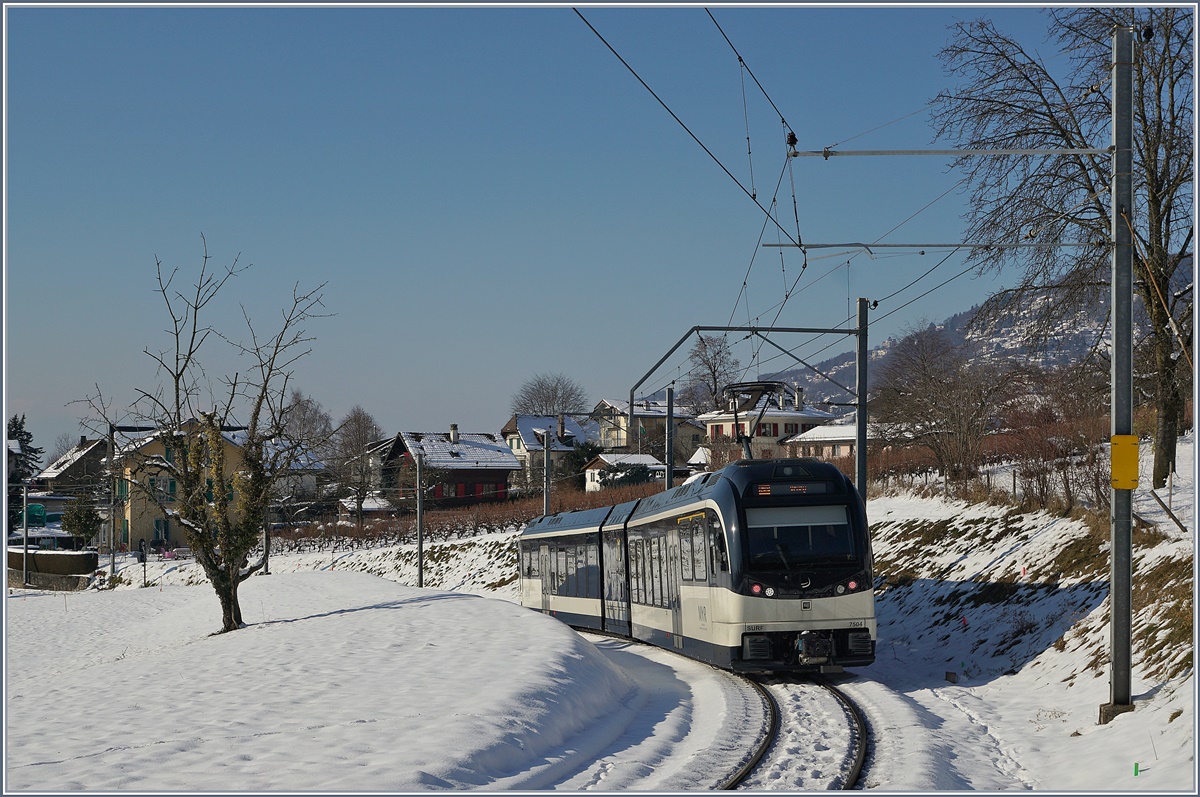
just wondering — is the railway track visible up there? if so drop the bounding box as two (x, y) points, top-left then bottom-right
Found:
(719, 675), (778, 789)
(585, 633), (868, 787)
(733, 675), (871, 790)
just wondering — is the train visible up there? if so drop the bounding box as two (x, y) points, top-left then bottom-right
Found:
(518, 458), (876, 674)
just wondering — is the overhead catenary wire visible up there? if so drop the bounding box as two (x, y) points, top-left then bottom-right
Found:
(574, 9), (802, 250)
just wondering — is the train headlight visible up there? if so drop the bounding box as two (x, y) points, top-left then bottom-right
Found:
(764, 586), (776, 597)
(836, 584), (846, 594)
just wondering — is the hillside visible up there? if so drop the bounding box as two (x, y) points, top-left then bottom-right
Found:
(136, 436), (1193, 691)
(769, 296), (1111, 411)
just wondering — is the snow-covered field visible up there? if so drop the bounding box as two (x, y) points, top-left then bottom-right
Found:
(5, 436), (1195, 791)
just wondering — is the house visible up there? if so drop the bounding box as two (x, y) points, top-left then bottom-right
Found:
(36, 436), (108, 495)
(500, 414), (598, 489)
(110, 422), (247, 553)
(782, 417), (879, 461)
(693, 387), (837, 468)
(590, 398), (702, 454)
(581, 453), (687, 492)
(379, 424), (521, 506)
(337, 493), (397, 524)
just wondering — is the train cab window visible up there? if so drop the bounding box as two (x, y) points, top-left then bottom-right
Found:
(743, 505), (855, 571)
(708, 511), (729, 572)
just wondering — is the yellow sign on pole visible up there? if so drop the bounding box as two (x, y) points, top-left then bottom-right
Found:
(1110, 435), (1139, 490)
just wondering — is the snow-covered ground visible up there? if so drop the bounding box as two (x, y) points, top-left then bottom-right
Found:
(5, 436), (1195, 791)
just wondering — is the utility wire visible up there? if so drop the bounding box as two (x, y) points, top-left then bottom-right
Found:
(706, 8), (795, 138)
(575, 8), (801, 249)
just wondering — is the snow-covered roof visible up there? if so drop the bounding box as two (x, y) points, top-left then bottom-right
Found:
(7, 438), (21, 455)
(338, 494), (395, 513)
(593, 398), (697, 420)
(399, 431), (521, 471)
(695, 399), (838, 425)
(781, 418), (883, 445)
(36, 438), (106, 480)
(687, 447), (711, 466)
(584, 453), (665, 470)
(503, 415), (599, 452)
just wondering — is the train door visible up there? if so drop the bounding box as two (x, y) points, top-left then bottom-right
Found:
(538, 543), (552, 613)
(601, 526), (630, 635)
(668, 527), (684, 649)
(679, 513), (711, 642)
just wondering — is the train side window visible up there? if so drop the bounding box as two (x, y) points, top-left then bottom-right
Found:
(557, 546), (569, 595)
(645, 538), (657, 607)
(680, 529), (694, 581)
(657, 535), (667, 609)
(692, 526), (707, 582)
(630, 539), (643, 604)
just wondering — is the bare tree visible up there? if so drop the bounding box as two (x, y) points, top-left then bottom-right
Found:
(333, 405), (383, 531)
(48, 431), (78, 464)
(872, 326), (1024, 490)
(931, 8), (1194, 487)
(82, 236), (327, 633)
(680, 335), (741, 414)
(510, 372), (589, 416)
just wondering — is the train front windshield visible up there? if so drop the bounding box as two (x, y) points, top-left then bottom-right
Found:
(743, 505), (856, 571)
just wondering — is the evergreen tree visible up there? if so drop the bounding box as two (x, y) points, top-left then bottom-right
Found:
(61, 495), (102, 543)
(7, 414), (44, 482)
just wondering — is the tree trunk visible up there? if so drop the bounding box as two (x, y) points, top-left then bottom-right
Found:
(210, 566), (244, 633)
(1152, 357), (1182, 489)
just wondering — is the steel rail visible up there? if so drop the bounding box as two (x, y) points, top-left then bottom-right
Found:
(819, 678), (870, 790)
(719, 675), (779, 790)
(580, 630), (779, 790)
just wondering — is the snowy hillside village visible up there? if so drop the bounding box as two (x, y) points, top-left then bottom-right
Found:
(6, 302), (1196, 789)
(4, 429), (1195, 791)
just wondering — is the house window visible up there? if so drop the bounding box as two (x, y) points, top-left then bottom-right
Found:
(711, 424), (722, 438)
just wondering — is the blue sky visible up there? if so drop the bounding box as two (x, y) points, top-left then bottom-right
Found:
(5, 4), (1063, 454)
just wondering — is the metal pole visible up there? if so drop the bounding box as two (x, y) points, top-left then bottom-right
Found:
(856, 298), (869, 501)
(22, 484), (29, 586)
(665, 387), (676, 490)
(108, 424), (116, 575)
(1102, 25), (1135, 725)
(415, 448), (424, 589)
(543, 430), (551, 516)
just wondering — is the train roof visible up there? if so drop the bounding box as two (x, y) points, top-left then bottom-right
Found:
(519, 459), (856, 538)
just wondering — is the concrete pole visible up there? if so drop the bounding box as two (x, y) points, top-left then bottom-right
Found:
(855, 298), (869, 502)
(666, 386), (676, 490)
(1102, 25), (1135, 725)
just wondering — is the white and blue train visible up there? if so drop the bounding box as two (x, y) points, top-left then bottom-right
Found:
(518, 458), (876, 673)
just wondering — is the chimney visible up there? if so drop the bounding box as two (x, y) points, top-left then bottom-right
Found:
(79, 435), (87, 447)
(794, 384), (804, 409)
(557, 414), (565, 440)
(449, 423), (459, 444)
